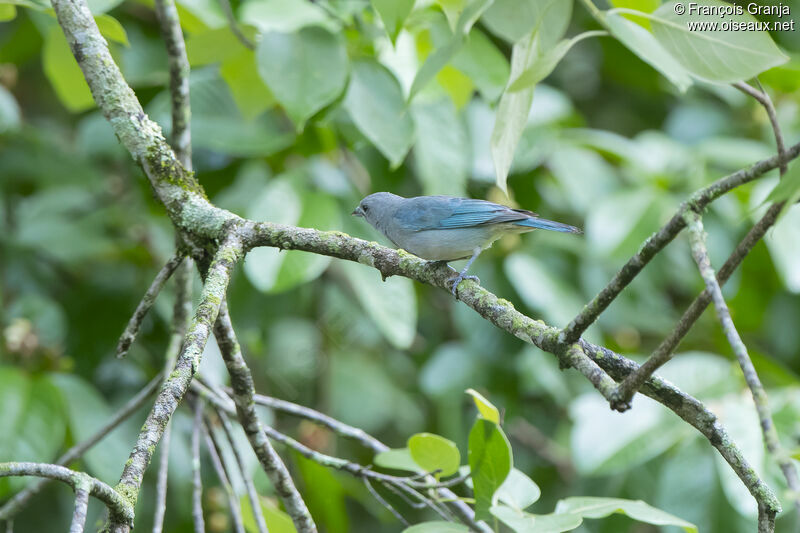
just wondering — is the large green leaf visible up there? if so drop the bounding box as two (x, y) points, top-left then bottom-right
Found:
(649, 0), (788, 83)
(241, 0), (336, 33)
(468, 419), (512, 520)
(371, 0), (414, 43)
(256, 26), (348, 129)
(491, 505), (583, 532)
(220, 49), (276, 120)
(374, 447), (423, 473)
(186, 26), (256, 66)
(48, 374), (134, 482)
(481, 0), (572, 45)
(408, 433), (461, 477)
(602, 11), (693, 91)
(495, 468), (541, 509)
(411, 98), (468, 196)
(343, 60), (415, 168)
(338, 259), (417, 349)
(451, 28), (509, 102)
(555, 497), (697, 532)
(244, 175), (340, 292)
(408, 0), (493, 100)
(43, 24), (94, 112)
(403, 523), (470, 533)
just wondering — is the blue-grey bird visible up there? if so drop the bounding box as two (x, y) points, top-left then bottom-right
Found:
(352, 193), (582, 296)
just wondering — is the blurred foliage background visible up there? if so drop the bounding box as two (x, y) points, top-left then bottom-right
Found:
(1, 0), (800, 531)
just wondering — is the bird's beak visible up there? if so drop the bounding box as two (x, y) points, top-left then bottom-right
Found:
(352, 206), (364, 217)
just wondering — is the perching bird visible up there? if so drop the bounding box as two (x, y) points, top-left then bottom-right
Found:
(352, 192), (582, 296)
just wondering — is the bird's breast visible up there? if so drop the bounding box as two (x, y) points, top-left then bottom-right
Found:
(387, 227), (500, 261)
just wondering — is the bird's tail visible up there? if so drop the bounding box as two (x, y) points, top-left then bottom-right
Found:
(514, 217), (583, 234)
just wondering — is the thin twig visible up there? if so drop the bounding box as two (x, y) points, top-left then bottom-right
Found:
(212, 406), (269, 533)
(612, 202), (784, 407)
(557, 139), (800, 346)
(508, 419), (575, 480)
(246, 391), (387, 454)
(117, 254), (183, 358)
(153, 256), (193, 533)
(734, 81), (787, 174)
(0, 464), (133, 525)
(212, 302), (318, 532)
(112, 238), (240, 527)
(364, 478), (410, 526)
(69, 484), (90, 533)
(218, 0), (255, 50)
(202, 416), (245, 533)
(153, 0), (192, 168)
(0, 373), (163, 520)
(686, 212), (800, 516)
(191, 399), (206, 533)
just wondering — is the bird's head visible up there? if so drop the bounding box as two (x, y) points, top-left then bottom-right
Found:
(352, 192), (400, 227)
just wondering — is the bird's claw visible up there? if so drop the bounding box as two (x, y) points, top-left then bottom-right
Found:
(446, 272), (480, 297)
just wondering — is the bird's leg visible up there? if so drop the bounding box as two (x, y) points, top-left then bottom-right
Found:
(445, 247), (482, 297)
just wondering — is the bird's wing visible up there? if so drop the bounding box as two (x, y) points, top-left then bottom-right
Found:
(394, 197), (536, 231)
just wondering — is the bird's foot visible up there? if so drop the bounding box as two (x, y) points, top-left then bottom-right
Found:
(446, 271), (480, 298)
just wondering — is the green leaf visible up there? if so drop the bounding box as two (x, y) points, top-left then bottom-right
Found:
(482, 0), (572, 46)
(411, 98), (469, 196)
(371, 0), (414, 43)
(0, 85), (21, 133)
(495, 468), (541, 509)
(493, 505), (584, 532)
(186, 26), (256, 66)
(374, 448), (423, 473)
(490, 30), (536, 194)
(95, 14), (128, 46)
(603, 12), (692, 92)
(343, 59), (415, 168)
(765, 160), (800, 222)
(507, 30), (605, 92)
(242, 495), (298, 533)
(174, 0), (226, 32)
(403, 522), (471, 533)
(43, 24), (94, 112)
(87, 0), (122, 14)
(244, 176), (340, 292)
(648, 0), (788, 83)
(256, 27), (348, 129)
(0, 3), (16, 21)
(220, 49), (276, 120)
(468, 419), (512, 520)
(409, 0), (493, 100)
(555, 497), (697, 532)
(451, 28), (509, 102)
(295, 453), (349, 532)
(408, 433), (461, 477)
(338, 259), (417, 349)
(465, 388), (500, 423)
(48, 374), (133, 482)
(241, 0), (336, 33)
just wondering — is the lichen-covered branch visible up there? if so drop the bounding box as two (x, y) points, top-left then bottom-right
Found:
(612, 201), (784, 408)
(110, 238), (240, 531)
(212, 407), (269, 533)
(117, 254), (183, 358)
(153, 0), (191, 168)
(212, 302), (318, 533)
(191, 399), (205, 533)
(0, 373), (162, 521)
(201, 415), (245, 533)
(686, 212), (798, 520)
(558, 139), (800, 346)
(0, 463), (133, 525)
(69, 484), (90, 533)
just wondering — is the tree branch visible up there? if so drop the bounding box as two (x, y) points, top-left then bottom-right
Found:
(212, 302), (318, 533)
(0, 373), (162, 521)
(0, 463), (133, 525)
(153, 0), (191, 168)
(69, 483), (90, 533)
(686, 211), (798, 519)
(201, 415), (245, 533)
(116, 254), (183, 358)
(557, 139), (800, 346)
(110, 238), (239, 531)
(191, 398), (205, 533)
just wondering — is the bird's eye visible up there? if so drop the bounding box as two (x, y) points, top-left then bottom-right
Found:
(362, 205), (369, 212)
